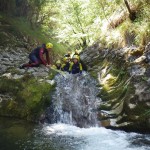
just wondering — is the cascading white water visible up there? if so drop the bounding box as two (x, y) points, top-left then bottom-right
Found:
(28, 123), (150, 150)
(46, 72), (101, 127)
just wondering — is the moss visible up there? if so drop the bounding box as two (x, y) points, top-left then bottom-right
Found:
(95, 58), (136, 120)
(47, 69), (58, 80)
(0, 73), (56, 122)
(0, 77), (23, 95)
(116, 107), (150, 126)
(99, 103), (112, 111)
(100, 78), (128, 102)
(0, 32), (10, 46)
(128, 103), (149, 116)
(6, 67), (22, 75)
(89, 71), (97, 78)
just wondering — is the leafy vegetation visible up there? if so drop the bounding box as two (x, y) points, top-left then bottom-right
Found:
(0, 0), (149, 50)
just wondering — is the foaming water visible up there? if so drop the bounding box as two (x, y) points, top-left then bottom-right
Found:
(35, 123), (150, 150)
(0, 86), (150, 150)
(0, 119), (150, 150)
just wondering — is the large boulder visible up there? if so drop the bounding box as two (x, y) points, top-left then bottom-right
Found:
(81, 42), (150, 133)
(0, 45), (55, 122)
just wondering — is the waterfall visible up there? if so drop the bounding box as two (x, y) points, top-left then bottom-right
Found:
(45, 72), (101, 127)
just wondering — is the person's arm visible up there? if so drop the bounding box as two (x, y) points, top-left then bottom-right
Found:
(79, 63), (83, 74)
(69, 62), (73, 73)
(61, 64), (65, 71)
(45, 51), (50, 65)
(39, 48), (47, 65)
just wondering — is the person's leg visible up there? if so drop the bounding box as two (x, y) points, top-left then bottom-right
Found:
(20, 55), (40, 68)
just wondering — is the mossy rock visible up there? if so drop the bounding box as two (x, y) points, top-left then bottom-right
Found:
(0, 74), (56, 122)
(99, 103), (112, 111)
(89, 71), (97, 78)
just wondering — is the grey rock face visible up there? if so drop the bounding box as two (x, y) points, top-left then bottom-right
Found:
(0, 47), (28, 74)
(80, 42), (150, 132)
(0, 47), (51, 80)
(129, 65), (146, 76)
(0, 94), (13, 103)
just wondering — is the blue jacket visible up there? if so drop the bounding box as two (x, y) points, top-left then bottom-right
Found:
(61, 62), (70, 72)
(69, 62), (82, 74)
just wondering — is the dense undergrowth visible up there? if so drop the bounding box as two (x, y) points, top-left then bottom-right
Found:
(0, 12), (66, 59)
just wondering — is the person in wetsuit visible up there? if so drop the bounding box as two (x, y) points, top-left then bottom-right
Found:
(20, 43), (53, 68)
(52, 60), (62, 70)
(69, 55), (82, 74)
(61, 57), (70, 72)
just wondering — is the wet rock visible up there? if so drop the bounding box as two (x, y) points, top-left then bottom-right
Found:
(13, 74), (24, 79)
(1, 58), (10, 61)
(128, 103), (136, 109)
(27, 68), (35, 73)
(2, 73), (12, 79)
(16, 68), (26, 74)
(0, 65), (7, 73)
(46, 80), (55, 85)
(128, 65), (146, 76)
(133, 56), (146, 63)
(0, 94), (13, 102)
(32, 71), (48, 77)
(145, 42), (150, 53)
(145, 52), (150, 64)
(81, 42), (150, 132)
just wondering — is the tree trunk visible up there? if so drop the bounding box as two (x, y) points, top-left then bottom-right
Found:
(124, 0), (136, 21)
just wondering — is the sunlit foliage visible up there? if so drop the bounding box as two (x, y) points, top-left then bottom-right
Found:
(0, 0), (149, 49)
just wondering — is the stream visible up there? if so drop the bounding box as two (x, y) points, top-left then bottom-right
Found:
(0, 118), (150, 150)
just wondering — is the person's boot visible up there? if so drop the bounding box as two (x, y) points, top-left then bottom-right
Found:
(19, 64), (25, 69)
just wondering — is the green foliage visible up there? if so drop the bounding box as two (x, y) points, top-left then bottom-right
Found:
(50, 0), (149, 48)
(11, 17), (47, 42)
(52, 0), (103, 49)
(1, 0), (149, 49)
(0, 0), (16, 15)
(0, 12), (66, 58)
(0, 77), (23, 95)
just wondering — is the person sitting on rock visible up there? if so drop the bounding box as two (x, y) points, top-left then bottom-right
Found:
(19, 43), (53, 69)
(61, 57), (70, 72)
(69, 55), (82, 74)
(52, 60), (62, 70)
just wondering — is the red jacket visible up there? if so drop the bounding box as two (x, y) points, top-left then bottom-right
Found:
(31, 47), (50, 65)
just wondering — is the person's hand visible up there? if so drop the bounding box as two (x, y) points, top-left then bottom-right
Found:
(46, 64), (51, 68)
